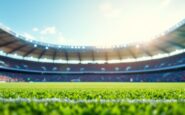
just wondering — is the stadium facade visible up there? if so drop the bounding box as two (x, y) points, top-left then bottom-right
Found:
(0, 19), (185, 82)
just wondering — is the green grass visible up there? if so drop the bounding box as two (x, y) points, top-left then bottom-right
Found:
(0, 83), (185, 115)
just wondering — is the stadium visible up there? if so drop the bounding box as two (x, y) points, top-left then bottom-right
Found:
(1, 19), (185, 82)
(0, 0), (185, 115)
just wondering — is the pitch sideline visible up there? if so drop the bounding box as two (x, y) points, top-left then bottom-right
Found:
(0, 98), (185, 103)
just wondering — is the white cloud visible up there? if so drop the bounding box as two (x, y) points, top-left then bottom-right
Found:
(99, 2), (121, 18)
(161, 0), (172, 8)
(49, 32), (66, 44)
(40, 26), (56, 35)
(22, 33), (35, 39)
(31, 27), (68, 45)
(32, 27), (39, 32)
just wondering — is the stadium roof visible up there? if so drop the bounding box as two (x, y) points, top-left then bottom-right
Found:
(0, 19), (185, 63)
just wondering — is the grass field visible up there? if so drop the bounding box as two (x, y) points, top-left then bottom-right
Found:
(0, 83), (185, 115)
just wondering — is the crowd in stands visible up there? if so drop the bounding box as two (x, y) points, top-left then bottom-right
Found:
(0, 53), (185, 82)
(0, 70), (185, 82)
(0, 75), (18, 82)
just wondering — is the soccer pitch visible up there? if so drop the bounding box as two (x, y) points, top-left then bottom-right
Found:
(0, 83), (185, 115)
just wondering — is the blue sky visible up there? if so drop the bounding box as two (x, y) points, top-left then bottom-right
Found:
(0, 0), (185, 47)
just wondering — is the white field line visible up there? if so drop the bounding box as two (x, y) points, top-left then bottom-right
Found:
(0, 98), (185, 103)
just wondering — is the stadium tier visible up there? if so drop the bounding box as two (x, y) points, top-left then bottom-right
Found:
(0, 19), (185, 62)
(0, 52), (185, 82)
(0, 19), (185, 82)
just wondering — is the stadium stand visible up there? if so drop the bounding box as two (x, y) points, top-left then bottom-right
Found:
(0, 52), (185, 82)
(0, 19), (185, 82)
